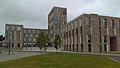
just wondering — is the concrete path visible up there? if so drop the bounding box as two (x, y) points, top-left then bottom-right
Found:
(0, 50), (120, 63)
(0, 51), (45, 62)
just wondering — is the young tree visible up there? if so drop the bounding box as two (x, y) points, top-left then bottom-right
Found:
(36, 32), (47, 52)
(54, 35), (61, 52)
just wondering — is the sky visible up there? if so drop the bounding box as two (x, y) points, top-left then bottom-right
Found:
(0, 0), (120, 35)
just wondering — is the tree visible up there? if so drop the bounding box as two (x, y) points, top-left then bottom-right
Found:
(36, 32), (47, 52)
(0, 35), (5, 53)
(54, 35), (61, 52)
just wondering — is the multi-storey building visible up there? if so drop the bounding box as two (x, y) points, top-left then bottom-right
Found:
(48, 7), (120, 52)
(5, 24), (24, 49)
(5, 24), (48, 49)
(63, 14), (120, 52)
(23, 28), (48, 47)
(48, 7), (67, 47)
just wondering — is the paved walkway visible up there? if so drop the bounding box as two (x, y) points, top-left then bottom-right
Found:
(0, 51), (45, 62)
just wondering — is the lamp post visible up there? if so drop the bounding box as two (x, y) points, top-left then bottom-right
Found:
(8, 28), (11, 55)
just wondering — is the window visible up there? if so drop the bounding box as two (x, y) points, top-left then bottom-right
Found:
(87, 26), (92, 34)
(80, 35), (83, 43)
(88, 35), (91, 43)
(29, 30), (31, 33)
(86, 17), (91, 25)
(69, 31), (71, 37)
(54, 16), (59, 21)
(17, 27), (21, 30)
(72, 29), (74, 36)
(14, 31), (16, 35)
(64, 17), (67, 21)
(104, 27), (107, 34)
(66, 38), (67, 44)
(18, 43), (20, 47)
(118, 20), (120, 27)
(30, 34), (33, 37)
(111, 20), (114, 26)
(12, 35), (14, 40)
(99, 35), (102, 43)
(112, 28), (116, 35)
(63, 9), (66, 15)
(24, 38), (26, 41)
(99, 27), (101, 34)
(104, 35), (107, 43)
(119, 28), (120, 35)
(98, 18), (101, 26)
(14, 36), (16, 40)
(71, 37), (73, 44)
(73, 37), (74, 43)
(79, 18), (82, 26)
(76, 36), (78, 43)
(24, 43), (27, 47)
(12, 43), (14, 48)
(24, 30), (27, 33)
(103, 19), (107, 26)
(80, 26), (83, 34)
(76, 28), (78, 35)
(75, 20), (77, 28)
(66, 32), (68, 38)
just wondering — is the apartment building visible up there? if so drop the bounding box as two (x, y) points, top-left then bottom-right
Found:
(63, 14), (120, 52)
(48, 7), (120, 52)
(5, 24), (48, 49)
(5, 24), (24, 49)
(23, 28), (48, 47)
(48, 7), (67, 47)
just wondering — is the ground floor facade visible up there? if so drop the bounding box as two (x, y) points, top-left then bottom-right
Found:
(64, 36), (120, 52)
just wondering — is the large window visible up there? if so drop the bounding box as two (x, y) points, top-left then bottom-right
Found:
(76, 28), (78, 35)
(87, 35), (91, 43)
(76, 36), (78, 43)
(79, 18), (82, 26)
(63, 9), (66, 15)
(87, 26), (92, 34)
(72, 29), (74, 36)
(99, 35), (102, 43)
(111, 20), (114, 27)
(112, 28), (116, 35)
(98, 18), (101, 26)
(104, 27), (107, 35)
(103, 19), (107, 26)
(104, 35), (107, 43)
(69, 31), (71, 37)
(53, 16), (59, 21)
(86, 17), (91, 25)
(17, 27), (21, 30)
(24, 38), (27, 41)
(80, 35), (83, 43)
(80, 26), (83, 34)
(99, 27), (101, 34)
(118, 20), (120, 27)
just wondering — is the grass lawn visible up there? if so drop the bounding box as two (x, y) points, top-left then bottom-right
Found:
(0, 53), (120, 68)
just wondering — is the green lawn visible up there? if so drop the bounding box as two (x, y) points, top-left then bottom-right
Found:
(0, 53), (120, 68)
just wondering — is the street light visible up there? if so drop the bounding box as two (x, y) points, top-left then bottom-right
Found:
(8, 28), (11, 55)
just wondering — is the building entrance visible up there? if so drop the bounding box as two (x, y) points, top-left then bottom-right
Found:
(110, 37), (117, 51)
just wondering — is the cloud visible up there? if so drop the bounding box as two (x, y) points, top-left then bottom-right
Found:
(0, 0), (120, 35)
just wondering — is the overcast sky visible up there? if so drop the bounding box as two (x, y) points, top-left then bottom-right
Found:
(0, 0), (120, 35)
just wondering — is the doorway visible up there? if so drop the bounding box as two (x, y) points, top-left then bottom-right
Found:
(81, 44), (83, 52)
(88, 44), (91, 52)
(76, 44), (78, 52)
(110, 37), (117, 51)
